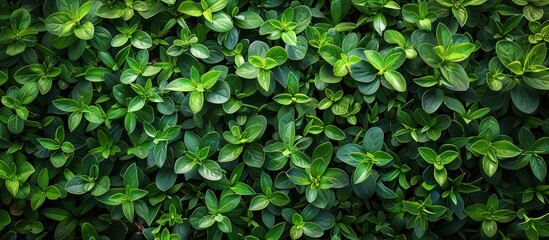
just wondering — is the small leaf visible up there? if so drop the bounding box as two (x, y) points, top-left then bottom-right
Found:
(320, 44), (344, 66)
(249, 195), (270, 211)
(373, 13), (386, 35)
(383, 70), (407, 92)
(324, 125), (346, 140)
(482, 220), (498, 237)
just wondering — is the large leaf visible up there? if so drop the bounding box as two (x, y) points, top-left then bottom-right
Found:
(440, 63), (470, 91)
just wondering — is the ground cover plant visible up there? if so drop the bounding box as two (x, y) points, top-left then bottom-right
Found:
(0, 0), (548, 239)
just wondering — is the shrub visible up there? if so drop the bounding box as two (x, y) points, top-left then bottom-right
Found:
(0, 0), (548, 239)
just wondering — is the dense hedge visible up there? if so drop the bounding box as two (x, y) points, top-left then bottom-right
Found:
(0, 0), (549, 239)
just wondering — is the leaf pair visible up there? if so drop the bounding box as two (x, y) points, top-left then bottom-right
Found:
(45, 2), (94, 40)
(337, 127), (393, 184)
(166, 66), (229, 113)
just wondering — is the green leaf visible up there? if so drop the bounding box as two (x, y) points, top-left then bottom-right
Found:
(65, 176), (88, 195)
(452, 6), (468, 27)
(84, 106), (103, 123)
(156, 168), (176, 192)
(0, 71), (7, 85)
(200, 71), (220, 89)
(482, 220), (498, 237)
(525, 43), (546, 68)
(42, 208), (72, 221)
(364, 50), (384, 71)
(383, 70), (407, 92)
(373, 13), (386, 35)
(205, 190), (218, 212)
(440, 150), (458, 164)
(418, 147), (437, 164)
(37, 168), (49, 189)
(205, 81), (230, 104)
(293, 6), (312, 33)
(422, 88), (444, 113)
(130, 189), (148, 200)
(53, 98), (79, 112)
(111, 34), (129, 47)
(333, 60), (348, 77)
(265, 46), (288, 65)
(511, 86), (539, 114)
(523, 5), (543, 21)
(290, 226), (303, 239)
(198, 160), (223, 181)
(524, 71), (549, 90)
(531, 155), (547, 181)
(74, 21), (94, 40)
(320, 44), (344, 66)
(482, 156), (498, 177)
(353, 163), (373, 184)
(492, 141), (522, 158)
(218, 216), (232, 233)
(38, 138), (59, 150)
(205, 12), (233, 32)
(178, 1), (203, 16)
(266, 222), (286, 240)
(6, 41), (26, 56)
(496, 40), (524, 67)
(81, 222), (100, 240)
(337, 144), (363, 167)
(230, 182), (255, 195)
(470, 140), (491, 155)
(257, 69), (271, 91)
(384, 30), (406, 46)
(31, 192), (46, 210)
(76, 1), (93, 19)
(61, 142), (74, 153)
(131, 31), (153, 49)
(189, 91), (204, 113)
(322, 168), (349, 188)
(11, 8), (31, 31)
(249, 195), (270, 211)
(190, 44), (210, 59)
(0, 210), (10, 231)
(447, 43), (475, 62)
(302, 222), (324, 238)
(5, 178), (18, 196)
(282, 31), (298, 46)
(269, 192), (290, 206)
(418, 43), (442, 68)
(91, 176), (110, 196)
(436, 23), (452, 49)
(219, 143), (243, 162)
(96, 3), (124, 19)
(122, 201), (135, 221)
(45, 12), (75, 37)
(324, 125), (346, 140)
(174, 156), (195, 174)
(68, 112), (82, 131)
(235, 11), (264, 29)
(434, 168), (447, 186)
(124, 163), (139, 189)
(166, 78), (194, 92)
(127, 96), (145, 113)
(273, 93), (293, 105)
(363, 127), (384, 152)
(235, 63), (259, 79)
(287, 167), (311, 186)
(55, 219), (78, 240)
(440, 62), (470, 91)
(286, 36), (308, 60)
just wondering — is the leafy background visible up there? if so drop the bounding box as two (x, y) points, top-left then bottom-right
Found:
(0, 0), (549, 239)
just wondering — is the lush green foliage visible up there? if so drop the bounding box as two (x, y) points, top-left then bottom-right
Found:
(0, 0), (549, 239)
